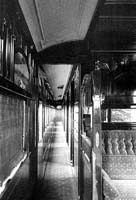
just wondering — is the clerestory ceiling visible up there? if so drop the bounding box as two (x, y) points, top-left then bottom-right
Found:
(18, 0), (99, 101)
(18, 0), (98, 52)
(17, 0), (136, 100)
(43, 64), (73, 100)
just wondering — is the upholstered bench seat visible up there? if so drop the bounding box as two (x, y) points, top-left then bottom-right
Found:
(112, 180), (136, 200)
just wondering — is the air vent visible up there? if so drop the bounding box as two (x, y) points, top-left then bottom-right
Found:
(57, 85), (64, 89)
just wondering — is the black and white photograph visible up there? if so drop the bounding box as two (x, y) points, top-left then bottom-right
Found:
(0, 0), (136, 200)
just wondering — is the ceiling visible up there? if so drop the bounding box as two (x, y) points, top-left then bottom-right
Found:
(43, 64), (73, 100)
(18, 0), (98, 52)
(18, 0), (99, 100)
(17, 0), (136, 100)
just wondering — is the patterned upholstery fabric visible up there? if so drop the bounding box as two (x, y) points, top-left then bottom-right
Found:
(102, 169), (119, 200)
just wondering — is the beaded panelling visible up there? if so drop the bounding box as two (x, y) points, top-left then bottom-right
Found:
(102, 130), (136, 179)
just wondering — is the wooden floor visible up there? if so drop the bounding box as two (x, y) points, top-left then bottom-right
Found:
(34, 121), (78, 200)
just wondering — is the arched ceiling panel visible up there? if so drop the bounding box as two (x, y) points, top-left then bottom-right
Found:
(18, 0), (98, 52)
(43, 64), (73, 100)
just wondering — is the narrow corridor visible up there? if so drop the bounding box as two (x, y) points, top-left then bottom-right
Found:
(35, 121), (78, 200)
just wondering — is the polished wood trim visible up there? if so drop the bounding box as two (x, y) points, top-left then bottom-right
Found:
(105, 0), (136, 5)
(0, 76), (32, 99)
(91, 50), (136, 53)
(99, 16), (136, 21)
(102, 122), (136, 130)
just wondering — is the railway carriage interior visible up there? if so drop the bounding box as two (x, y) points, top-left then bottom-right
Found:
(0, 0), (136, 200)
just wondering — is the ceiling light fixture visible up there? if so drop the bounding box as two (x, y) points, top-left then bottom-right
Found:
(57, 85), (64, 89)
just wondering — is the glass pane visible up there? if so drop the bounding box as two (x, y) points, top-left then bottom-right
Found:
(0, 38), (4, 75)
(14, 52), (29, 90)
(111, 109), (136, 122)
(102, 109), (108, 122)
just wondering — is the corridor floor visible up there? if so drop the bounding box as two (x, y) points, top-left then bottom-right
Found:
(36, 121), (78, 200)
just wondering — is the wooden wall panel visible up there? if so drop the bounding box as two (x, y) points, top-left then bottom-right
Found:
(0, 94), (24, 184)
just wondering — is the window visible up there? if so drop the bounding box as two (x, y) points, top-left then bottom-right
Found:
(111, 108), (136, 122)
(102, 108), (136, 123)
